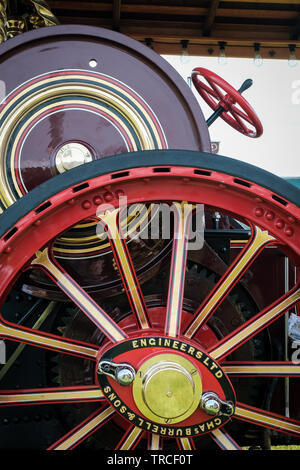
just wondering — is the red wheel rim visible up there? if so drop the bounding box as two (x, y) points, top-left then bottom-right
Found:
(0, 150), (299, 450)
(192, 68), (263, 138)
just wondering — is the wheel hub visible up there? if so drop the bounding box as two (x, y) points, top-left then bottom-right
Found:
(96, 336), (235, 437)
(133, 353), (202, 424)
(55, 142), (93, 174)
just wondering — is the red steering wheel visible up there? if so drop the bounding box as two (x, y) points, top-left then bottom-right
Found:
(192, 67), (263, 138)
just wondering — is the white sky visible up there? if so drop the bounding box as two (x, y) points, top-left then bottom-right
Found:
(163, 55), (300, 179)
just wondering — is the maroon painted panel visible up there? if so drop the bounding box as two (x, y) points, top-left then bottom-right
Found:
(0, 25), (211, 200)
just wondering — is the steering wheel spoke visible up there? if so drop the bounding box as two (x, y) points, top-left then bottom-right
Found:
(205, 77), (225, 101)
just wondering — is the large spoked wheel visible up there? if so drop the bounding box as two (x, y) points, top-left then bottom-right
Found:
(0, 150), (299, 450)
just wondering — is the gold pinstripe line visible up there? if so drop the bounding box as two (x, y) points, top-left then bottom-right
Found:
(8, 98), (139, 201)
(53, 204), (152, 256)
(97, 208), (150, 329)
(119, 427), (143, 450)
(223, 364), (300, 375)
(211, 287), (300, 360)
(210, 429), (240, 450)
(179, 437), (193, 450)
(32, 248), (127, 342)
(0, 73), (165, 147)
(0, 73), (165, 206)
(149, 433), (161, 450)
(235, 405), (300, 435)
(165, 202), (194, 337)
(52, 406), (115, 450)
(0, 321), (97, 358)
(0, 387), (104, 405)
(185, 226), (275, 338)
(0, 301), (56, 381)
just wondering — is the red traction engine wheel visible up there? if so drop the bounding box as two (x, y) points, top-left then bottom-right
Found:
(0, 150), (299, 450)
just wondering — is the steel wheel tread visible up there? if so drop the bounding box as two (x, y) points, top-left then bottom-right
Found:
(0, 149), (299, 240)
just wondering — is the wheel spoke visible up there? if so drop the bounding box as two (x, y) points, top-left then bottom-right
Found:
(147, 433), (162, 450)
(230, 104), (254, 125)
(205, 77), (225, 100)
(210, 428), (241, 450)
(197, 80), (219, 100)
(0, 385), (104, 406)
(210, 285), (300, 361)
(235, 402), (300, 437)
(165, 202), (194, 337)
(177, 437), (195, 450)
(116, 425), (144, 450)
(32, 248), (127, 343)
(229, 110), (250, 134)
(184, 226), (275, 338)
(48, 405), (115, 450)
(0, 317), (98, 360)
(223, 361), (300, 376)
(0, 300), (56, 381)
(97, 208), (150, 329)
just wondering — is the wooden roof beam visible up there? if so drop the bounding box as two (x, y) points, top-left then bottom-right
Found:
(290, 14), (300, 40)
(203, 0), (220, 36)
(113, 0), (121, 31)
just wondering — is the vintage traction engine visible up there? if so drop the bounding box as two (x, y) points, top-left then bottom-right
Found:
(0, 1), (299, 451)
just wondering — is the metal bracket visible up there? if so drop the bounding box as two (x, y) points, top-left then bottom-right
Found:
(97, 359), (136, 386)
(200, 391), (234, 417)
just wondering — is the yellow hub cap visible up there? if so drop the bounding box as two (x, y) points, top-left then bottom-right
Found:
(132, 353), (202, 424)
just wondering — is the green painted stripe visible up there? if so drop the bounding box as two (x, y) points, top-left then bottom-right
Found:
(286, 178), (300, 190)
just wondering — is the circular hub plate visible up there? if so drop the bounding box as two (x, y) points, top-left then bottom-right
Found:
(55, 142), (93, 174)
(97, 336), (235, 437)
(133, 353), (202, 424)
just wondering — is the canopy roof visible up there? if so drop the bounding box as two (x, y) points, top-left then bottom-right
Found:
(47, 0), (300, 59)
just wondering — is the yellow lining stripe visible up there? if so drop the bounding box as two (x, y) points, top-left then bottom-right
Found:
(211, 287), (300, 360)
(119, 427), (143, 450)
(211, 429), (240, 450)
(0, 387), (104, 405)
(235, 405), (300, 435)
(52, 406), (115, 450)
(185, 226), (274, 338)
